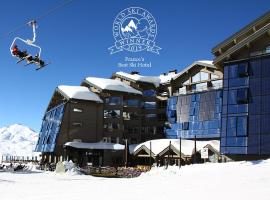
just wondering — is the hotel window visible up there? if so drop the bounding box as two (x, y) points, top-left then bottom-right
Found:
(145, 114), (157, 119)
(73, 108), (83, 113)
(123, 111), (139, 120)
(42, 136), (47, 144)
(238, 63), (249, 77)
(170, 110), (176, 118)
(105, 96), (122, 106)
(123, 99), (140, 107)
(237, 116), (248, 136)
(237, 88), (248, 104)
(192, 73), (200, 82)
(104, 123), (120, 132)
(104, 110), (120, 118)
(265, 45), (270, 54)
(144, 101), (156, 109)
(192, 72), (209, 83)
(143, 89), (156, 97)
(182, 122), (189, 130)
(226, 116), (247, 137)
(72, 122), (83, 128)
(201, 72), (209, 81)
(46, 135), (52, 144)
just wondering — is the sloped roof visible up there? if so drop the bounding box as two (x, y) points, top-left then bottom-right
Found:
(130, 139), (220, 157)
(56, 85), (103, 102)
(84, 77), (142, 95)
(212, 11), (270, 66)
(115, 71), (180, 86)
(213, 11), (270, 53)
(115, 71), (161, 87)
(159, 72), (180, 84)
(172, 60), (215, 81)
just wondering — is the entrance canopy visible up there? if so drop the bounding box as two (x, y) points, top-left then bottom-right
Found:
(64, 141), (125, 150)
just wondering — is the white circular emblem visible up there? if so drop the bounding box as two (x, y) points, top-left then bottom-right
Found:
(109, 7), (161, 54)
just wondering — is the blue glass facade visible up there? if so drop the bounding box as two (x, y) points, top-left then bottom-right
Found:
(35, 103), (65, 152)
(166, 90), (222, 139)
(221, 56), (270, 155)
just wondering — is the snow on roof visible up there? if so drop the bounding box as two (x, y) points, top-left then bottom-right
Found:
(130, 139), (220, 156)
(196, 60), (213, 65)
(65, 141), (125, 150)
(173, 60), (216, 80)
(115, 71), (161, 87)
(159, 72), (179, 84)
(84, 77), (142, 95)
(57, 85), (103, 102)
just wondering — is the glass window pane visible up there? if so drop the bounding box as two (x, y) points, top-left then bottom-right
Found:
(228, 64), (238, 79)
(192, 73), (200, 83)
(104, 110), (121, 118)
(201, 72), (209, 81)
(237, 116), (247, 136)
(227, 117), (236, 136)
(249, 59), (261, 78)
(105, 96), (122, 105)
(143, 89), (156, 97)
(237, 88), (248, 104)
(144, 101), (156, 109)
(238, 62), (249, 77)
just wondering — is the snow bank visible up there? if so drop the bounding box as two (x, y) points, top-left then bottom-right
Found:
(1, 159), (270, 200)
(55, 160), (82, 175)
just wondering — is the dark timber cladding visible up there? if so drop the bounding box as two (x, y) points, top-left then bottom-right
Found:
(81, 77), (144, 144)
(35, 86), (103, 163)
(112, 72), (167, 142)
(212, 10), (270, 158)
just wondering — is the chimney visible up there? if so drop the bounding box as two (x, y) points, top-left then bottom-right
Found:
(131, 71), (140, 75)
(168, 69), (177, 74)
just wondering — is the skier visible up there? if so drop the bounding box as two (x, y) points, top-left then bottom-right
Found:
(11, 44), (20, 56)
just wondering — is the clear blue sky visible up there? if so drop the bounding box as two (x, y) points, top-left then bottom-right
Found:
(0, 0), (269, 131)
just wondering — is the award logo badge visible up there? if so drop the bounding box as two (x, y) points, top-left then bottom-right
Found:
(109, 7), (161, 54)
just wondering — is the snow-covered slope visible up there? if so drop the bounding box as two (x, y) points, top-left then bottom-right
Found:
(1, 160), (270, 200)
(0, 124), (39, 156)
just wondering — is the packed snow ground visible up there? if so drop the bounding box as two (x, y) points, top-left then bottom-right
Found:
(1, 160), (270, 200)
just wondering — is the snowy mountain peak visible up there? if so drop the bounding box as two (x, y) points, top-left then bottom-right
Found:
(121, 19), (137, 33)
(0, 124), (39, 156)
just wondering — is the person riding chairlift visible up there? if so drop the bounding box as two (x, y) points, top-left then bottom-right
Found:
(11, 45), (20, 56)
(25, 54), (34, 63)
(33, 54), (45, 66)
(12, 45), (28, 59)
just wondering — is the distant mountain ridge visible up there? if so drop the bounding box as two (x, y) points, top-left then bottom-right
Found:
(0, 124), (39, 156)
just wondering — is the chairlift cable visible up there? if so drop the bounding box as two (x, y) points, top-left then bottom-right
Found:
(0, 0), (74, 39)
